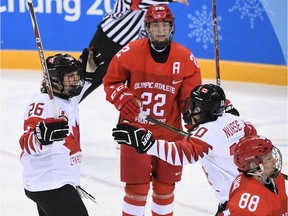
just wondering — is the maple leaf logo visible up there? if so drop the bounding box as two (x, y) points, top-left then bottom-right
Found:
(64, 121), (81, 155)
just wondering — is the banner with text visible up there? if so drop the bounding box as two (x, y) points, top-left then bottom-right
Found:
(1, 0), (287, 65)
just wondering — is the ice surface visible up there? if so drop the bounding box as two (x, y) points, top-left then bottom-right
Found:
(1, 70), (287, 216)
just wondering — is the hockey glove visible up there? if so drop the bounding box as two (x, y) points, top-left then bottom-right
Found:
(225, 99), (240, 116)
(112, 122), (155, 153)
(34, 118), (69, 145)
(106, 83), (141, 121)
(78, 47), (104, 81)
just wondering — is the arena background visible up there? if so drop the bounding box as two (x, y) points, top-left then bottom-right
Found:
(1, 0), (287, 85)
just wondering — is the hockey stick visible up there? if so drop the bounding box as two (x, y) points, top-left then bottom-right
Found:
(76, 186), (97, 204)
(138, 114), (188, 137)
(27, 1), (57, 118)
(139, 114), (288, 181)
(212, 0), (221, 86)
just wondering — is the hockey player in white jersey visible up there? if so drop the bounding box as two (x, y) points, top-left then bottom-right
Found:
(112, 83), (257, 215)
(19, 49), (103, 216)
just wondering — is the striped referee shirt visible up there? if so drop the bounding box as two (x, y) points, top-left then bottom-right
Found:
(101, 0), (170, 46)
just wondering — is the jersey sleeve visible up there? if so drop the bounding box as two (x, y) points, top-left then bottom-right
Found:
(78, 82), (92, 103)
(147, 137), (212, 165)
(19, 95), (53, 155)
(103, 44), (132, 96)
(19, 116), (43, 155)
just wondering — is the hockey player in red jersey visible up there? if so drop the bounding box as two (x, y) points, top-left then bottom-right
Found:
(19, 49), (103, 216)
(227, 135), (287, 215)
(103, 4), (202, 216)
(81, 0), (190, 102)
(112, 84), (258, 215)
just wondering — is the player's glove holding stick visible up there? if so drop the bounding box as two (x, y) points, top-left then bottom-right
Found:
(78, 47), (104, 81)
(34, 118), (69, 145)
(112, 122), (155, 153)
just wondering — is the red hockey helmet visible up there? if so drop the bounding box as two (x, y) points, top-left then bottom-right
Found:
(145, 4), (174, 24)
(234, 135), (282, 178)
(144, 5), (175, 50)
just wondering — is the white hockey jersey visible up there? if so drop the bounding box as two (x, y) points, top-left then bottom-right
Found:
(147, 113), (257, 203)
(19, 83), (90, 192)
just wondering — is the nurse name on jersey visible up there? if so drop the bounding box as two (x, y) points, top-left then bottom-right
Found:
(222, 120), (242, 138)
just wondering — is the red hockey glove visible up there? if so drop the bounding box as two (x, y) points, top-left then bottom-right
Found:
(225, 99), (240, 116)
(34, 118), (69, 145)
(106, 83), (141, 121)
(112, 122), (155, 153)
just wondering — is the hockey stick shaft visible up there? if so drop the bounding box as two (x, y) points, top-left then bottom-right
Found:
(27, 1), (57, 118)
(140, 114), (188, 137)
(212, 0), (221, 86)
(141, 114), (288, 181)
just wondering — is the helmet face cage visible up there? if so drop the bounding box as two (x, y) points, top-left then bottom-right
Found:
(269, 146), (282, 178)
(144, 5), (175, 50)
(183, 84), (226, 126)
(183, 97), (192, 124)
(46, 54), (84, 99)
(234, 136), (282, 179)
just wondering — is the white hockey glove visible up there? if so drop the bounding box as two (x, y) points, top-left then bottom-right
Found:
(112, 122), (155, 154)
(78, 47), (104, 81)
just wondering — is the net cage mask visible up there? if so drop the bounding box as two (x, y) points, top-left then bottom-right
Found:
(183, 84), (226, 127)
(144, 5), (175, 51)
(46, 53), (84, 99)
(234, 135), (282, 179)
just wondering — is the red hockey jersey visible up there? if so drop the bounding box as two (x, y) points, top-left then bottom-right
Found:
(227, 173), (288, 215)
(103, 38), (201, 141)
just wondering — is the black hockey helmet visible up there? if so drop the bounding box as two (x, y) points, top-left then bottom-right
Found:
(183, 84), (226, 126)
(45, 53), (84, 99)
